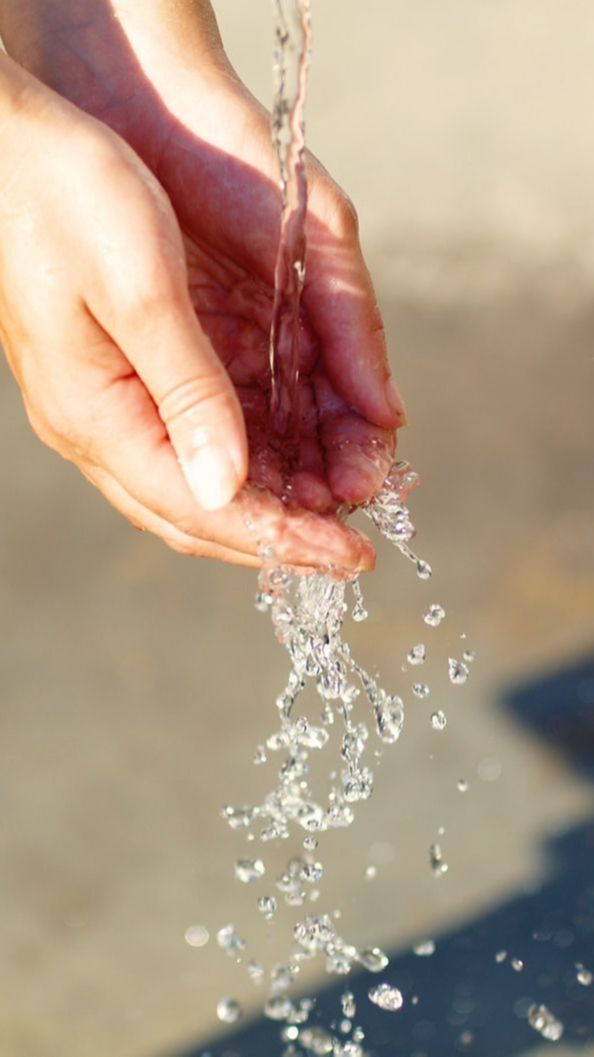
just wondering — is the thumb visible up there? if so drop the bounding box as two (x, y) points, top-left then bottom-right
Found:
(95, 278), (248, 512)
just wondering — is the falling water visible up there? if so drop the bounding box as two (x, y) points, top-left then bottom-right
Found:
(213, 1), (473, 1048)
(269, 0), (312, 440)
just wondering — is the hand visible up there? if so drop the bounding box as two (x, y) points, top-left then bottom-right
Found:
(0, 3), (406, 569)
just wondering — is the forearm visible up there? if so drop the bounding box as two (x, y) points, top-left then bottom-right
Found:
(0, 0), (225, 76)
(0, 50), (50, 136)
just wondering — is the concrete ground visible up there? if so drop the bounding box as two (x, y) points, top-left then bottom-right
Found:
(1, 3), (594, 1056)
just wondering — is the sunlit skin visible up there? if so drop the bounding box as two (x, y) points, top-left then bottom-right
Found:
(0, 0), (406, 570)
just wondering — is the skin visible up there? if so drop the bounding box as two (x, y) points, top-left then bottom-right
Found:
(0, 0), (406, 571)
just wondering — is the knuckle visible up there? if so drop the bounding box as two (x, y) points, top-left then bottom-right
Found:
(333, 193), (360, 238)
(123, 261), (185, 322)
(158, 373), (232, 427)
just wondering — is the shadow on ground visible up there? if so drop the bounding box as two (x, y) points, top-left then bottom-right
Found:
(165, 655), (594, 1057)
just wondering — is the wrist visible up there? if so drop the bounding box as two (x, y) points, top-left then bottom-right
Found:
(0, 0), (239, 135)
(0, 0), (229, 84)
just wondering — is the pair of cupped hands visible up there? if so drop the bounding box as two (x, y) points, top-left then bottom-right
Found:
(0, 0), (406, 571)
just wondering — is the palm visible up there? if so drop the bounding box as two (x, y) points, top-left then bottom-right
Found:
(151, 100), (395, 512)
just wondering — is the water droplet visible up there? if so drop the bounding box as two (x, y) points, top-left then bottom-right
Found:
(368, 983), (404, 1012)
(298, 1026), (335, 1054)
(221, 805), (255, 831)
(413, 939), (436, 956)
(270, 963), (295, 993)
(527, 1004), (564, 1041)
(302, 860), (324, 884)
(511, 957), (524, 972)
(495, 949), (507, 963)
(431, 710), (447, 731)
(429, 842), (448, 877)
(351, 580), (368, 622)
(357, 946), (389, 972)
(216, 924), (246, 955)
(216, 997), (242, 1024)
(265, 995), (295, 1021)
(407, 643), (426, 666)
(303, 835), (318, 851)
(254, 591), (273, 613)
(448, 657), (469, 685)
(247, 960), (265, 983)
(341, 991), (357, 1018)
(412, 683), (430, 699)
(462, 649), (477, 663)
(374, 695), (405, 743)
(416, 559), (432, 581)
(184, 925), (209, 948)
(365, 865), (377, 880)
(576, 963), (593, 986)
(235, 858), (265, 884)
(423, 603), (445, 627)
(457, 778), (469, 792)
(253, 744), (267, 765)
(257, 895), (277, 919)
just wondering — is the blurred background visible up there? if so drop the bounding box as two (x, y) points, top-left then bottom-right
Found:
(1, 1), (594, 1055)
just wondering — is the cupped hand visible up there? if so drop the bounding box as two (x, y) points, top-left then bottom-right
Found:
(0, 6), (406, 569)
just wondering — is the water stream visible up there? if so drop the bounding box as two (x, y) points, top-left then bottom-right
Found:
(268, 0), (312, 441)
(213, 3), (454, 1049)
(213, 1), (565, 1051)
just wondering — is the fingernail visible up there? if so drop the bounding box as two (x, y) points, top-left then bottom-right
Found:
(183, 444), (241, 511)
(384, 377), (407, 423)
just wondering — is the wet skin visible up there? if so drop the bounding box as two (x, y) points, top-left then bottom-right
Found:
(0, 0), (406, 570)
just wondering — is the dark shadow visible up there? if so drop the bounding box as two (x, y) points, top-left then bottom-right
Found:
(165, 655), (594, 1057)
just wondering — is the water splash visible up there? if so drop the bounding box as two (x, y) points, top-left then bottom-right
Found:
(368, 983), (404, 1012)
(527, 1003), (564, 1042)
(218, 462), (431, 1025)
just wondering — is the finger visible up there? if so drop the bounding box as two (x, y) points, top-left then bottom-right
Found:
(314, 373), (395, 505)
(86, 224), (248, 513)
(304, 182), (407, 431)
(76, 367), (375, 572)
(82, 462), (262, 567)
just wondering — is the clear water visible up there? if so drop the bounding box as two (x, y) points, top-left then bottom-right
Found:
(367, 982), (403, 1013)
(527, 1003), (565, 1042)
(212, 0), (473, 1043)
(215, 456), (476, 1045)
(268, 0), (311, 440)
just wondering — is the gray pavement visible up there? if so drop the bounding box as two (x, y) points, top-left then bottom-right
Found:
(1, 3), (594, 1056)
